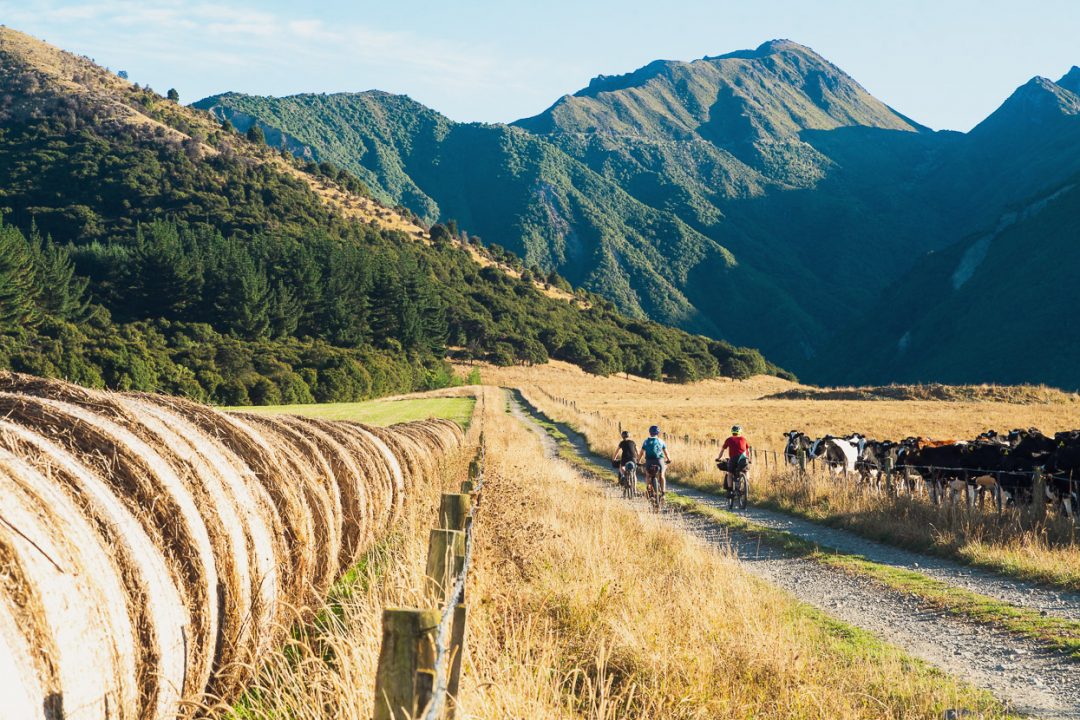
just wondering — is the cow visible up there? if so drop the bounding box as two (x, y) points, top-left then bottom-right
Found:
(809, 435), (860, 476)
(1045, 436), (1080, 519)
(896, 440), (1013, 505)
(856, 439), (902, 493)
(783, 430), (813, 466)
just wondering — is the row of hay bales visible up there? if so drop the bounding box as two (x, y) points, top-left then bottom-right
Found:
(0, 372), (464, 719)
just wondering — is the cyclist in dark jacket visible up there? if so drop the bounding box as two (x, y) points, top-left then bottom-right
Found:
(612, 431), (637, 487)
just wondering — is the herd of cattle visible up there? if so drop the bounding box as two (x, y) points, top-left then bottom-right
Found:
(782, 428), (1080, 516)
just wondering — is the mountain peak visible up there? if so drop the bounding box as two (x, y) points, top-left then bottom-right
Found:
(707, 38), (818, 62)
(518, 39), (922, 142)
(1058, 65), (1080, 95)
(972, 74), (1080, 136)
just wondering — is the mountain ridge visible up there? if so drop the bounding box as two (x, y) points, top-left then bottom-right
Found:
(194, 39), (1080, 387)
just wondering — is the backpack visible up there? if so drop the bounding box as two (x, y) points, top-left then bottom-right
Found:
(642, 437), (664, 460)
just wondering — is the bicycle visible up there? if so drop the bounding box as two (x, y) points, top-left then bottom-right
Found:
(622, 461), (639, 499)
(718, 458), (749, 510)
(644, 461), (665, 512)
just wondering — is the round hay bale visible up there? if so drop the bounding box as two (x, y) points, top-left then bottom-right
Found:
(0, 391), (219, 707)
(0, 377), (257, 700)
(0, 420), (188, 720)
(277, 416), (373, 570)
(366, 425), (426, 492)
(335, 423), (398, 534)
(0, 450), (137, 719)
(133, 394), (312, 622)
(0, 589), (41, 719)
(232, 413), (343, 603)
(124, 397), (283, 687)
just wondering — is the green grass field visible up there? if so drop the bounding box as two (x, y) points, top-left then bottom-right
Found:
(226, 397), (475, 427)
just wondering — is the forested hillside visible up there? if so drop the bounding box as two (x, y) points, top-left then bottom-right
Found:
(0, 27), (783, 404)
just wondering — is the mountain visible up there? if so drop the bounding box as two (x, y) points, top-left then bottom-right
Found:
(197, 41), (956, 370)
(198, 40), (1080, 387)
(0, 27), (783, 403)
(193, 91), (793, 339)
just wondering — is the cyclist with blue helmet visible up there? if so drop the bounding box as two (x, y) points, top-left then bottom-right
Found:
(638, 425), (671, 495)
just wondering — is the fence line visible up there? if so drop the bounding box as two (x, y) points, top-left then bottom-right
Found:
(374, 404), (487, 720)
(422, 437), (485, 720)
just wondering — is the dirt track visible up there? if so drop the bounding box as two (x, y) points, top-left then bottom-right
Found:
(509, 390), (1080, 719)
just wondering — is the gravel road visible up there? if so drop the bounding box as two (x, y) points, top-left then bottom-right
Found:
(509, 390), (1080, 719)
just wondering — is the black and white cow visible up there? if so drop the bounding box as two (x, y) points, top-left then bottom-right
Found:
(809, 435), (860, 475)
(783, 430), (813, 466)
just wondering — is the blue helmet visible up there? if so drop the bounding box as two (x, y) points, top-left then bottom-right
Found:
(649, 425), (660, 436)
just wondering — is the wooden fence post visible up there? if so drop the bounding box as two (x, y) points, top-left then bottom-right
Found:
(425, 528), (465, 601)
(468, 458), (481, 480)
(439, 493), (471, 531)
(446, 603), (468, 719)
(883, 458), (893, 493)
(797, 449), (806, 475)
(1032, 468), (1046, 521)
(373, 608), (440, 720)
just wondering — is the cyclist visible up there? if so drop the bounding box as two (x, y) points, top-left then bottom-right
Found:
(638, 425), (671, 495)
(716, 425), (751, 488)
(611, 430), (638, 488)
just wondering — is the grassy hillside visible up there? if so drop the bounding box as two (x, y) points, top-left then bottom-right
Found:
(195, 91), (813, 340)
(0, 27), (785, 402)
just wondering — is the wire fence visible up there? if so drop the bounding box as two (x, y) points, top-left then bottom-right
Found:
(373, 393), (487, 720)
(532, 386), (1078, 512)
(422, 437), (485, 720)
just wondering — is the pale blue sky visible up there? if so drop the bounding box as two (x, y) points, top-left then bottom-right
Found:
(3, 0), (1079, 131)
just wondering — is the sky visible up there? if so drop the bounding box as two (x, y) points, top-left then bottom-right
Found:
(3, 0), (1079, 132)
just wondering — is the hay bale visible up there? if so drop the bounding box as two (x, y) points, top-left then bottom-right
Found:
(0, 370), (466, 718)
(0, 591), (41, 719)
(354, 424), (407, 524)
(333, 423), (397, 534)
(366, 424), (426, 492)
(124, 397), (284, 686)
(278, 415), (373, 569)
(233, 413), (343, 603)
(0, 376), (258, 700)
(0, 450), (137, 718)
(0, 391), (219, 708)
(133, 394), (312, 622)
(0, 420), (188, 720)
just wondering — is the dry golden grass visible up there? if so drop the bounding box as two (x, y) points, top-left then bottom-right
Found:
(474, 361), (1080, 591)
(205, 404), (479, 720)
(473, 361), (1080, 452)
(741, 467), (1080, 591)
(454, 387), (1005, 719)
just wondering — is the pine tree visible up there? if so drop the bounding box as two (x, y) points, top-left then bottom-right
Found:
(128, 221), (203, 319)
(0, 224), (39, 331)
(267, 281), (302, 338)
(28, 226), (93, 322)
